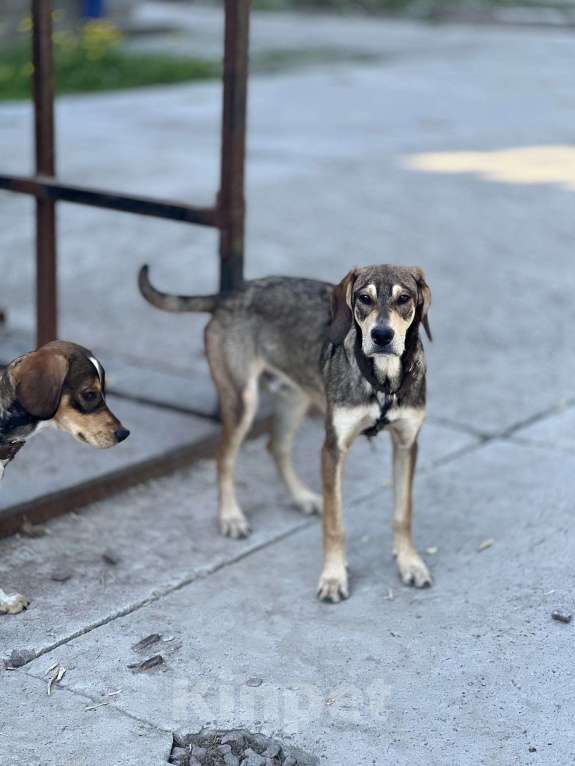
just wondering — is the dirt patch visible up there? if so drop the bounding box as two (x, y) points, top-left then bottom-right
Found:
(169, 729), (318, 766)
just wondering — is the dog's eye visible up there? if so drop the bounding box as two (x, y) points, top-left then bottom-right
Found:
(82, 391), (98, 402)
(357, 293), (373, 306)
(397, 293), (411, 305)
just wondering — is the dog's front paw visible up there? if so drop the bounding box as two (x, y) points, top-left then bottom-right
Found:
(294, 489), (322, 516)
(396, 551), (432, 588)
(219, 512), (251, 539)
(0, 589), (30, 615)
(317, 566), (349, 603)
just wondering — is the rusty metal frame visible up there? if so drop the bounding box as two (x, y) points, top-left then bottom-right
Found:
(0, 0), (250, 347)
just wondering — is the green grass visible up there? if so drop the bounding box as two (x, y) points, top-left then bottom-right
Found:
(0, 41), (387, 102)
(0, 45), (221, 102)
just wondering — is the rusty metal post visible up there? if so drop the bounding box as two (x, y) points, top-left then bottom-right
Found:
(32, 0), (58, 346)
(218, 0), (250, 293)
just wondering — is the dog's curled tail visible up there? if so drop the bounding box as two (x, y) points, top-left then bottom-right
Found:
(138, 265), (218, 313)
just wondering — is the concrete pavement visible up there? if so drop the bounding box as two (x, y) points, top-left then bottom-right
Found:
(1, 414), (573, 764)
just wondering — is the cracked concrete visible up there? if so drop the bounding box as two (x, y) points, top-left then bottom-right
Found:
(1, 5), (574, 765)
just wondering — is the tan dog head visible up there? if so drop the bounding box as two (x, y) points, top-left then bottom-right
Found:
(11, 341), (129, 449)
(328, 265), (431, 357)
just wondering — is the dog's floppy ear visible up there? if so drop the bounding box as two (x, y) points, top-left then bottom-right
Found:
(411, 267), (432, 341)
(328, 268), (358, 345)
(12, 349), (69, 419)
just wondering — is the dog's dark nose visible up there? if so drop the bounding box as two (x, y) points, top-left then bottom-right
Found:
(115, 428), (130, 443)
(371, 326), (395, 347)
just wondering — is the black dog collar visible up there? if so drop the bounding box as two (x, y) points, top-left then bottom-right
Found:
(350, 328), (400, 437)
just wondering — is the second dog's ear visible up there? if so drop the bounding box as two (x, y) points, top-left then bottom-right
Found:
(328, 269), (357, 345)
(13, 349), (69, 419)
(411, 267), (432, 341)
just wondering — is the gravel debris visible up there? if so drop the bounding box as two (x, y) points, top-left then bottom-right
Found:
(128, 654), (164, 672)
(101, 549), (121, 566)
(132, 633), (162, 652)
(4, 648), (35, 669)
(551, 610), (572, 624)
(169, 729), (317, 766)
(50, 568), (73, 583)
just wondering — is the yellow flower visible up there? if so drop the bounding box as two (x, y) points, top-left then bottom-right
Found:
(80, 20), (122, 58)
(18, 16), (32, 33)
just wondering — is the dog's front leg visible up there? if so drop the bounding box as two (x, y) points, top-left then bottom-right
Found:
(318, 435), (349, 602)
(390, 413), (432, 588)
(0, 587), (29, 615)
(318, 405), (369, 602)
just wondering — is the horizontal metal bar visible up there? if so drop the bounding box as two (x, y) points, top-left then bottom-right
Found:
(0, 174), (221, 227)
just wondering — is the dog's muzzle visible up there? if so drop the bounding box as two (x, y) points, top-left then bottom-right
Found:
(370, 326), (395, 349)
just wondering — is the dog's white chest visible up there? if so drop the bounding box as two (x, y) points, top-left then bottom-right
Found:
(332, 402), (381, 448)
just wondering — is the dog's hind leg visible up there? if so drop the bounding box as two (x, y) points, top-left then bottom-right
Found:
(216, 373), (259, 538)
(267, 386), (322, 515)
(206, 322), (260, 539)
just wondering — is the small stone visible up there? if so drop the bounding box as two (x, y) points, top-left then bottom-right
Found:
(132, 633), (162, 652)
(127, 654), (164, 672)
(528, 745), (537, 753)
(169, 746), (189, 765)
(241, 751), (266, 766)
(50, 568), (73, 583)
(218, 744), (232, 754)
(551, 610), (572, 624)
(191, 745), (206, 759)
(5, 648), (35, 668)
(189, 758), (203, 766)
(222, 733), (245, 749)
(224, 755), (240, 766)
(102, 549), (120, 566)
(246, 677), (264, 687)
(283, 758), (298, 766)
(262, 742), (282, 759)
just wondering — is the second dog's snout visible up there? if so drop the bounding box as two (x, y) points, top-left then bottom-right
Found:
(115, 428), (130, 443)
(371, 326), (395, 347)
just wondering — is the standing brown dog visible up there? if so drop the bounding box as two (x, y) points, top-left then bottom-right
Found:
(139, 264), (431, 602)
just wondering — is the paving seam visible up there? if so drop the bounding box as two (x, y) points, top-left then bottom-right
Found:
(20, 666), (173, 736)
(498, 397), (575, 439)
(506, 435), (575, 456)
(7, 517), (315, 668)
(424, 414), (488, 440)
